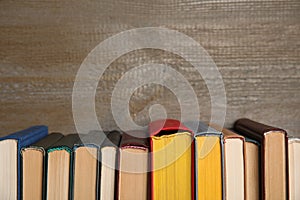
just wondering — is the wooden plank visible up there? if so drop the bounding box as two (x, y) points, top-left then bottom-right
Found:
(0, 0), (299, 136)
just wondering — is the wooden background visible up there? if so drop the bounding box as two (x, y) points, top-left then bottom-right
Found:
(0, 0), (299, 136)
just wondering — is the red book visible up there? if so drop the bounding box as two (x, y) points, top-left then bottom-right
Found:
(149, 119), (194, 200)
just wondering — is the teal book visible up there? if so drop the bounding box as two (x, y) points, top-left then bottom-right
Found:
(0, 126), (48, 200)
(46, 134), (80, 200)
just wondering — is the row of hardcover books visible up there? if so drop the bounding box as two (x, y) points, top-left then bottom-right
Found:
(0, 118), (299, 200)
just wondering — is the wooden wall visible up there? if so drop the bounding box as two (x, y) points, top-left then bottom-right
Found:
(0, 0), (299, 136)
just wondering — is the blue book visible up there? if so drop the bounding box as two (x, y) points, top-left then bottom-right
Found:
(184, 121), (225, 200)
(0, 126), (48, 200)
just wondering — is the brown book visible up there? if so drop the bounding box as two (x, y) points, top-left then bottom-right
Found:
(244, 138), (260, 200)
(211, 125), (245, 200)
(234, 118), (287, 200)
(118, 131), (149, 200)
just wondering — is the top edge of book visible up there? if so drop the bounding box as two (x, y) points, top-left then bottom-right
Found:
(214, 126), (244, 140)
(0, 125), (48, 142)
(234, 118), (286, 141)
(120, 131), (149, 148)
(101, 130), (122, 148)
(184, 121), (222, 137)
(148, 119), (193, 137)
(21, 132), (64, 152)
(288, 137), (300, 143)
(235, 118), (286, 134)
(47, 134), (81, 153)
(74, 130), (107, 148)
(244, 137), (261, 145)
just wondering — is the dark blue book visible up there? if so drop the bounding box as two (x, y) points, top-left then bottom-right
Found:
(0, 126), (48, 200)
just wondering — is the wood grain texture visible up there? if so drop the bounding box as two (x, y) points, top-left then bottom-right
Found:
(0, 0), (299, 136)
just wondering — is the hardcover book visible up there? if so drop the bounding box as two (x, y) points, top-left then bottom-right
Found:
(234, 118), (287, 200)
(149, 119), (193, 200)
(0, 125), (48, 200)
(100, 130), (122, 200)
(213, 126), (245, 200)
(288, 137), (300, 200)
(46, 134), (80, 200)
(193, 122), (224, 200)
(244, 137), (260, 200)
(72, 131), (106, 200)
(118, 131), (150, 200)
(21, 132), (63, 200)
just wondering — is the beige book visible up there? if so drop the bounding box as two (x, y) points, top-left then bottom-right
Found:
(223, 129), (245, 200)
(73, 146), (98, 200)
(22, 148), (44, 200)
(118, 132), (149, 200)
(99, 131), (121, 200)
(0, 139), (17, 200)
(288, 138), (300, 200)
(211, 125), (245, 200)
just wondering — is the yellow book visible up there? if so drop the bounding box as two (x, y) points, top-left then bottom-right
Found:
(194, 122), (224, 200)
(149, 119), (193, 200)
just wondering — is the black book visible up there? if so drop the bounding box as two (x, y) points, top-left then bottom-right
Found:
(99, 130), (122, 200)
(72, 131), (106, 200)
(21, 132), (63, 200)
